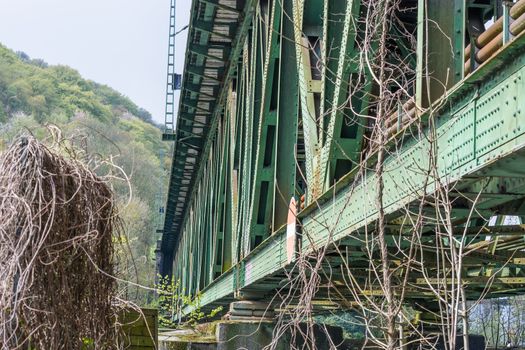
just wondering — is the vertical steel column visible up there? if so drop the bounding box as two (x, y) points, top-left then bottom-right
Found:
(292, 0), (321, 200)
(230, 71), (243, 266)
(424, 0), (464, 104)
(223, 110), (233, 272)
(454, 0), (466, 82)
(415, 0), (425, 107)
(272, 0), (300, 229)
(214, 131), (224, 278)
(503, 1), (513, 44)
(238, 23), (260, 258)
(248, 0), (282, 250)
(319, 0), (363, 191)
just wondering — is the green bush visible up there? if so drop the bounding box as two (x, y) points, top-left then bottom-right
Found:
(156, 275), (223, 329)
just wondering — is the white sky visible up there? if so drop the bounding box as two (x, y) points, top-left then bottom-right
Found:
(0, 0), (191, 124)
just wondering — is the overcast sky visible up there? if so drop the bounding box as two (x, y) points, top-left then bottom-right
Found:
(0, 0), (191, 124)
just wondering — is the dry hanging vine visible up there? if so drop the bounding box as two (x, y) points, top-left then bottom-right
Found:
(0, 134), (121, 349)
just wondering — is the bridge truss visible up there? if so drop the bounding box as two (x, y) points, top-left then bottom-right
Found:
(160, 0), (525, 319)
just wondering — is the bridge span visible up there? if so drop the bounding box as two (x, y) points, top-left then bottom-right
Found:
(159, 0), (525, 320)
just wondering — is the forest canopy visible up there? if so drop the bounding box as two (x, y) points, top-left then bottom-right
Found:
(0, 45), (155, 125)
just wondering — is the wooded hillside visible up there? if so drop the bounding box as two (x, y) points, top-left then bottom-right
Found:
(0, 43), (169, 305)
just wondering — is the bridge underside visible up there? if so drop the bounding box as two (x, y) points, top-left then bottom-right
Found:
(161, 0), (525, 316)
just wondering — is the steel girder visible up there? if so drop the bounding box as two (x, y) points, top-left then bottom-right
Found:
(162, 0), (525, 315)
(183, 31), (525, 314)
(161, 0), (252, 276)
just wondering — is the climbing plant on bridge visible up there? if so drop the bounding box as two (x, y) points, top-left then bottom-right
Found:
(157, 275), (222, 329)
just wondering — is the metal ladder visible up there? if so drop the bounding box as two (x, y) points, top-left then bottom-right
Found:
(164, 0), (177, 135)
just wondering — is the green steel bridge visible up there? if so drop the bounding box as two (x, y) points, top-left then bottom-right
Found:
(159, 0), (525, 315)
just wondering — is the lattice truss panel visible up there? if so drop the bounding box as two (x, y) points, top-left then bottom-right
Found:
(160, 0), (525, 314)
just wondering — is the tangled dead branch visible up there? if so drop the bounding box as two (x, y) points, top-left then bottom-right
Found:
(0, 134), (120, 349)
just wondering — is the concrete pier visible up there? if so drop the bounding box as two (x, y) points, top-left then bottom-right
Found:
(159, 321), (344, 350)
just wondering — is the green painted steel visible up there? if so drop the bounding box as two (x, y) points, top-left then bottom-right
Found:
(181, 32), (525, 313)
(302, 62), (525, 251)
(161, 0), (525, 314)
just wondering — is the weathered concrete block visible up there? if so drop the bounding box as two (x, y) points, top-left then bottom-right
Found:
(159, 328), (217, 350)
(342, 334), (486, 350)
(216, 321), (344, 350)
(120, 308), (158, 350)
(433, 335), (486, 350)
(216, 321), (275, 350)
(159, 340), (216, 350)
(159, 321), (344, 350)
